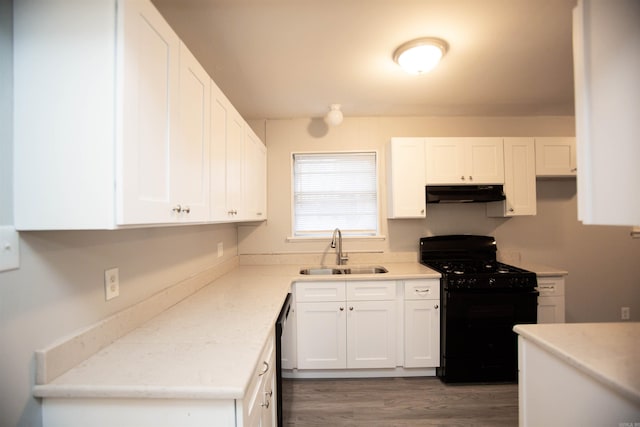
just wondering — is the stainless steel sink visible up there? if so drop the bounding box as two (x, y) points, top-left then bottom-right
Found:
(299, 266), (388, 275)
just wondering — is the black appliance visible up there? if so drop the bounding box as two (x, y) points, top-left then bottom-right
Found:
(419, 235), (538, 383)
(275, 293), (292, 426)
(426, 185), (505, 204)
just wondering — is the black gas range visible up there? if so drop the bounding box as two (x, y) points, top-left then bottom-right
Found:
(420, 235), (538, 383)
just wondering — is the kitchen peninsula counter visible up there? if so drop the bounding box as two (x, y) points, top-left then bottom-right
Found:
(514, 322), (640, 426)
(33, 262), (439, 400)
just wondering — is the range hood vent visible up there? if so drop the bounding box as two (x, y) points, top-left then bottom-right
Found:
(426, 185), (506, 204)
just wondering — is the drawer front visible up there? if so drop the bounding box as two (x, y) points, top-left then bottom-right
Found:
(404, 279), (440, 300)
(346, 280), (396, 301)
(295, 281), (346, 302)
(536, 277), (565, 296)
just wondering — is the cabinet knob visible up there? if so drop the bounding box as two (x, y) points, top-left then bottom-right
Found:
(508, 208), (515, 212)
(570, 168), (577, 173)
(339, 307), (344, 311)
(420, 209), (425, 214)
(469, 176), (473, 181)
(182, 206), (190, 214)
(434, 304), (439, 309)
(460, 175), (465, 181)
(349, 306), (354, 311)
(172, 205), (182, 213)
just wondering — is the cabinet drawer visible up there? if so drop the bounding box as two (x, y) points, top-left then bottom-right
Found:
(536, 277), (565, 296)
(404, 279), (440, 300)
(295, 281), (346, 302)
(346, 281), (396, 301)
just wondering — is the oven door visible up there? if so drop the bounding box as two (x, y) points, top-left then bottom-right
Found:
(439, 288), (538, 383)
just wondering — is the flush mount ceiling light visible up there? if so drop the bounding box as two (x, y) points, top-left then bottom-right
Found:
(324, 104), (343, 126)
(393, 37), (448, 75)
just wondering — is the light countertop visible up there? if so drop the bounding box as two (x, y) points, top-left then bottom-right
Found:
(514, 322), (640, 404)
(33, 262), (439, 400)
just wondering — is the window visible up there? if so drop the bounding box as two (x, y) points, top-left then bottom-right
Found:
(292, 152), (378, 237)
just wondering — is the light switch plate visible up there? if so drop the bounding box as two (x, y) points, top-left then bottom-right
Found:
(0, 226), (20, 272)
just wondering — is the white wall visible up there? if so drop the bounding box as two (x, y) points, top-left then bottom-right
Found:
(238, 117), (640, 323)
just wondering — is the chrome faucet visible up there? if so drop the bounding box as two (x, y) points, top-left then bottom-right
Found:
(330, 228), (349, 265)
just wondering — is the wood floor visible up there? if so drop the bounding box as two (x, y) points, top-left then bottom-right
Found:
(282, 377), (518, 426)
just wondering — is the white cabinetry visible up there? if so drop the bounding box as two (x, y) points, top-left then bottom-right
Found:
(238, 331), (276, 427)
(210, 81), (267, 223)
(535, 137), (577, 177)
(573, 0), (640, 226)
(425, 138), (504, 185)
(244, 128), (268, 221)
(403, 280), (440, 368)
(487, 138), (537, 217)
(14, 0), (265, 230)
(386, 138), (426, 218)
(537, 276), (566, 324)
(295, 281), (397, 370)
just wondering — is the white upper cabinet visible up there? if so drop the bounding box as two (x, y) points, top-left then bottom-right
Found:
(573, 0), (640, 225)
(14, 0), (263, 230)
(535, 137), (577, 177)
(243, 127), (268, 221)
(387, 138), (426, 218)
(487, 138), (537, 217)
(425, 138), (504, 185)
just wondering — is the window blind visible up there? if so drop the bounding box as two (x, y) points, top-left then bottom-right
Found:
(293, 152), (378, 237)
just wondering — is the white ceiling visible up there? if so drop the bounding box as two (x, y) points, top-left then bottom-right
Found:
(152, 0), (577, 121)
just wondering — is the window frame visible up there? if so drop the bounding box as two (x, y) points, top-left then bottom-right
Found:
(289, 150), (382, 240)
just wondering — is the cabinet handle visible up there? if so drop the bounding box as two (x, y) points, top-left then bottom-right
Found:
(415, 289), (430, 293)
(258, 361), (269, 376)
(172, 205), (182, 213)
(257, 212), (263, 216)
(434, 304), (439, 309)
(182, 206), (190, 214)
(570, 168), (577, 172)
(228, 209), (238, 215)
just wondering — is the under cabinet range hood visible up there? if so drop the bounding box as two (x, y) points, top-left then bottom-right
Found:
(426, 185), (506, 203)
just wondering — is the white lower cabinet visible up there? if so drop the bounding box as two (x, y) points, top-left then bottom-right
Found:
(295, 281), (397, 370)
(238, 331), (276, 427)
(403, 280), (440, 368)
(537, 276), (566, 323)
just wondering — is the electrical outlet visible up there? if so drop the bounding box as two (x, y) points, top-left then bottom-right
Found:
(0, 226), (20, 272)
(217, 242), (223, 258)
(104, 268), (120, 300)
(621, 307), (630, 320)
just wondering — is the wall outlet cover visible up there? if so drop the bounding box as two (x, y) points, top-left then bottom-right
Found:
(104, 267), (120, 300)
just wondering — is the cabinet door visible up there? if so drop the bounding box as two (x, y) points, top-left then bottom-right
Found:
(173, 42), (210, 222)
(537, 297), (565, 324)
(296, 302), (346, 369)
(487, 138), (536, 217)
(466, 138), (504, 184)
(226, 108), (245, 220)
(404, 299), (440, 368)
(425, 138), (466, 184)
(535, 137), (577, 177)
(118, 0), (180, 225)
(243, 128), (267, 221)
(387, 138), (426, 218)
(346, 300), (397, 369)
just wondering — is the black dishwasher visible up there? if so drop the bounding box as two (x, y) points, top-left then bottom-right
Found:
(275, 293), (292, 426)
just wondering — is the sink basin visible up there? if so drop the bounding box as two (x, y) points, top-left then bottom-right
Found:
(299, 266), (388, 275)
(298, 268), (343, 275)
(341, 266), (388, 275)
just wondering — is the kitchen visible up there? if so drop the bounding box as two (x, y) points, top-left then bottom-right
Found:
(0, 0), (639, 426)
